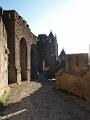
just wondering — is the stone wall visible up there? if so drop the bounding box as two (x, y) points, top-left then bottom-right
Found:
(56, 72), (90, 102)
(0, 14), (9, 97)
(66, 53), (88, 73)
(0, 7), (38, 96)
(14, 11), (31, 83)
(56, 53), (90, 102)
(2, 9), (37, 83)
(3, 10), (16, 83)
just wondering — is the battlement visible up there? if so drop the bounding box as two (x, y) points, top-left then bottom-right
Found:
(0, 7), (31, 32)
(13, 10), (31, 31)
(0, 7), (14, 18)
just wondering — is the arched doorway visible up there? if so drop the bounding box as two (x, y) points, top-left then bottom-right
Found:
(20, 38), (27, 81)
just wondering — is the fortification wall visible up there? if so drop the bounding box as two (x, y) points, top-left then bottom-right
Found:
(14, 11), (38, 82)
(1, 9), (38, 83)
(0, 14), (9, 97)
(56, 71), (90, 102)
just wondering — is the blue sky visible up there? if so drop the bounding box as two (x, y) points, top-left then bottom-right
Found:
(0, 0), (90, 54)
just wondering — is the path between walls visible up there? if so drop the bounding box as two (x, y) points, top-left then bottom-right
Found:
(1, 77), (90, 120)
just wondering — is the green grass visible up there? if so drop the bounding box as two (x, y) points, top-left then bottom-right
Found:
(0, 97), (6, 116)
(0, 88), (10, 116)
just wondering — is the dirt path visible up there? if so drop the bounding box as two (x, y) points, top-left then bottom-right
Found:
(1, 76), (90, 120)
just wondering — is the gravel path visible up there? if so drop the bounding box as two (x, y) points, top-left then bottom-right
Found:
(1, 75), (90, 120)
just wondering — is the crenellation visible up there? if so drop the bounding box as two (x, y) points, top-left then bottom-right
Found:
(14, 12), (31, 31)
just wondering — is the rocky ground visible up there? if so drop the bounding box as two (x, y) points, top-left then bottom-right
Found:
(1, 74), (90, 120)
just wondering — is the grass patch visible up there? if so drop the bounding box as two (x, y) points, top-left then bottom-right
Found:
(0, 97), (6, 116)
(0, 87), (10, 116)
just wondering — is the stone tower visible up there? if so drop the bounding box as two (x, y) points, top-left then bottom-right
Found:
(37, 32), (58, 77)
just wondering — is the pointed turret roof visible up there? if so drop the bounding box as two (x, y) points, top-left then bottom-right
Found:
(49, 31), (54, 38)
(59, 49), (66, 58)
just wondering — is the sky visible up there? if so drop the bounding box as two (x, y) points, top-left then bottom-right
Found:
(0, 0), (90, 54)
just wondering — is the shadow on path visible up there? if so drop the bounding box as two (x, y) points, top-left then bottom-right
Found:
(1, 74), (90, 120)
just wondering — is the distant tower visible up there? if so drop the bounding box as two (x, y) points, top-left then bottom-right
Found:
(88, 44), (90, 66)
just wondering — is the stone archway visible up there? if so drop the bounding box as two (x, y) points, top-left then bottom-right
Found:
(20, 38), (27, 81)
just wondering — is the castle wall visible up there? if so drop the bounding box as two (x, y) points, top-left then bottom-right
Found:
(3, 10), (16, 83)
(56, 53), (90, 102)
(0, 14), (9, 97)
(66, 53), (88, 73)
(56, 72), (90, 102)
(14, 12), (38, 82)
(2, 9), (37, 83)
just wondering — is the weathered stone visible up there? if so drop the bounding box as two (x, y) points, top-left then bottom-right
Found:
(0, 11), (9, 97)
(2, 9), (37, 83)
(0, 7), (37, 97)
